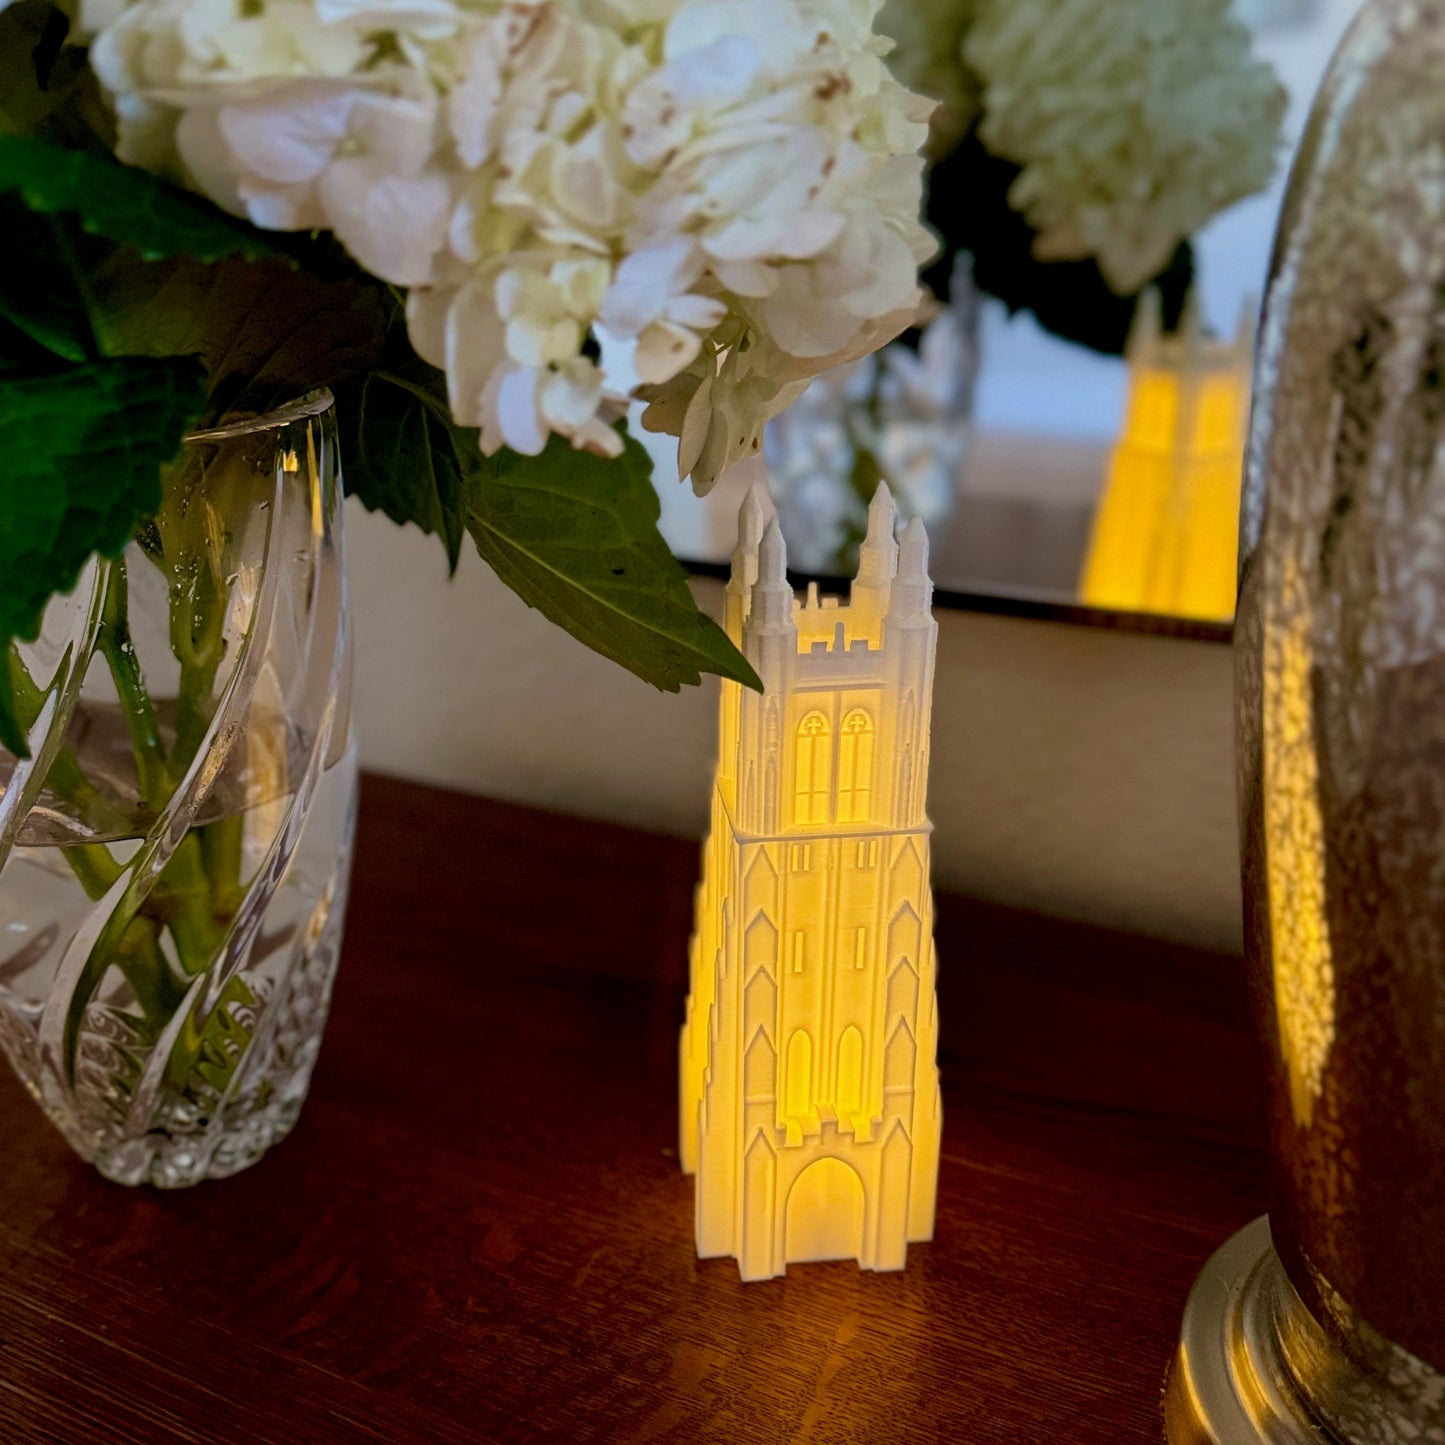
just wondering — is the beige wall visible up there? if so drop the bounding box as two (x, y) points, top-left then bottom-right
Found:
(347, 500), (1242, 953)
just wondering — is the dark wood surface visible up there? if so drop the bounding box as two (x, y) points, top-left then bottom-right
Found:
(0, 775), (1265, 1445)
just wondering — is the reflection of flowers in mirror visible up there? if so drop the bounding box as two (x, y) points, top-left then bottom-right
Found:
(765, 265), (980, 573)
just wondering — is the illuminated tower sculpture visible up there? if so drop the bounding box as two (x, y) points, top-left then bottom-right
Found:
(1079, 292), (1254, 622)
(679, 483), (942, 1281)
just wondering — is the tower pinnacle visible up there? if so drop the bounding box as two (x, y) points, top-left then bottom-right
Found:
(729, 481), (769, 587)
(889, 517), (933, 623)
(857, 482), (899, 584)
(749, 519), (792, 633)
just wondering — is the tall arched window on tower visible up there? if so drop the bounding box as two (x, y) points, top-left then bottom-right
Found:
(794, 711), (832, 825)
(786, 1029), (813, 1121)
(837, 709), (875, 824)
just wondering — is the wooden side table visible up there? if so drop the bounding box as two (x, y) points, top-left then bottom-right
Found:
(0, 775), (1264, 1444)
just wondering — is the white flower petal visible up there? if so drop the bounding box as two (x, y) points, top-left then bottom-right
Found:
(217, 85), (356, 185)
(443, 281), (507, 427)
(595, 325), (642, 397)
(319, 161), (449, 286)
(540, 360), (605, 429)
(314, 0), (459, 27)
(598, 240), (699, 335)
(634, 320), (704, 386)
(450, 29), (504, 168)
(174, 105), (247, 216)
(496, 366), (549, 454)
(675, 368), (715, 480)
(665, 294), (728, 330)
(703, 210), (845, 263)
(711, 258), (779, 298)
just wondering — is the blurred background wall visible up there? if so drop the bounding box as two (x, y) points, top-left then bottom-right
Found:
(347, 503), (1240, 952)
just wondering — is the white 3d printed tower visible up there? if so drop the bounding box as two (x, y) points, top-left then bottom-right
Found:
(680, 483), (942, 1281)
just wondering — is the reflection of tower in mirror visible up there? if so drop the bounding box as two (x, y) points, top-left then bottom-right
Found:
(1079, 291), (1254, 621)
(679, 482), (943, 1281)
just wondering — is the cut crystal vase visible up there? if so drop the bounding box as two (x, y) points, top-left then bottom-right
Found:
(0, 390), (356, 1188)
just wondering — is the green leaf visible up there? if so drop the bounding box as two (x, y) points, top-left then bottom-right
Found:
(464, 430), (761, 694)
(0, 2), (115, 152)
(0, 200), (94, 361)
(0, 134), (284, 265)
(0, 355), (206, 755)
(92, 252), (391, 422)
(334, 362), (468, 572)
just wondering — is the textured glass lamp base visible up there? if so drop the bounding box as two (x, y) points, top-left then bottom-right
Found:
(1164, 1216), (1435, 1444)
(1164, 1217), (1309, 1442)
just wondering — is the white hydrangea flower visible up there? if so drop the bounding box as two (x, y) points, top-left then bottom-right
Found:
(81, 0), (933, 490)
(964, 0), (1286, 295)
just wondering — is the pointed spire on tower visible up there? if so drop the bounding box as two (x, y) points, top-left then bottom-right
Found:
(749, 518), (793, 633)
(857, 481), (899, 585)
(761, 517), (785, 577)
(868, 480), (897, 542)
(730, 480), (770, 589)
(889, 516), (933, 624)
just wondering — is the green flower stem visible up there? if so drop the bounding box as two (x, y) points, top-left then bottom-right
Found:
(112, 917), (188, 1039)
(146, 834), (226, 977)
(171, 559), (226, 774)
(4, 642), (101, 816)
(98, 558), (168, 809)
(199, 812), (245, 923)
(94, 558), (229, 984)
(8, 559), (243, 1082)
(64, 842), (121, 900)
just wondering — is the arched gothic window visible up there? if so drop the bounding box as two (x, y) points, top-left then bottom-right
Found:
(837, 709), (875, 823)
(794, 711), (831, 825)
(786, 1030), (813, 1120)
(836, 1026), (864, 1122)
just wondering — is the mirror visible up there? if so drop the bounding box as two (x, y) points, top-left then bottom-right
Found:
(654, 0), (1365, 641)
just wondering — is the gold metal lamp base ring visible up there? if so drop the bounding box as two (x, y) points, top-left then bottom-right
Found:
(1163, 1215), (1330, 1443)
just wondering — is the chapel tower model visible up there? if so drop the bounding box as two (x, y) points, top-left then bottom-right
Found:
(1079, 291), (1254, 622)
(680, 482), (942, 1281)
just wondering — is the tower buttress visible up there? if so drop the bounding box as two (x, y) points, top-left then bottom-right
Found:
(740, 520), (795, 835)
(725, 481), (769, 644)
(885, 519), (937, 830)
(889, 518), (933, 627)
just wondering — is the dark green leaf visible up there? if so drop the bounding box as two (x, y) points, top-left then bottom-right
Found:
(464, 430), (761, 694)
(334, 362), (468, 571)
(0, 355), (206, 754)
(0, 133), (285, 265)
(92, 253), (391, 422)
(0, 201), (95, 361)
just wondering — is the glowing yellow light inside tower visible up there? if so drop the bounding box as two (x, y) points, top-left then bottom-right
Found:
(679, 482), (943, 1281)
(1080, 297), (1253, 622)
